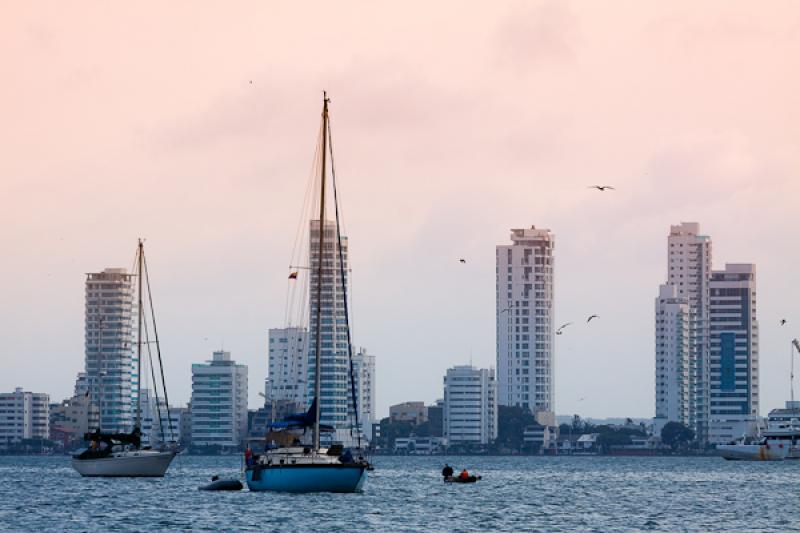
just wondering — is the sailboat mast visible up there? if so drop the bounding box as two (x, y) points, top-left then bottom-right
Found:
(313, 93), (329, 450)
(791, 341), (795, 408)
(135, 239), (144, 431)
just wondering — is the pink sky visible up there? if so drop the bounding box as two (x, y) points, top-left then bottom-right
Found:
(1, 1), (799, 418)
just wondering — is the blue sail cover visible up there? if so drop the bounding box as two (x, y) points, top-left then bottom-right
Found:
(270, 398), (334, 432)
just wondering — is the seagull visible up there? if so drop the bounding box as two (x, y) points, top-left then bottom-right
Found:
(578, 397), (586, 402)
(249, 80), (253, 84)
(587, 315), (599, 323)
(459, 258), (466, 264)
(588, 185), (615, 191)
(556, 322), (573, 335)
(780, 319), (787, 326)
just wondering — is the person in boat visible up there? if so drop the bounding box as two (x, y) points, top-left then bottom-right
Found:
(459, 469), (470, 480)
(442, 464), (454, 478)
(244, 445), (253, 466)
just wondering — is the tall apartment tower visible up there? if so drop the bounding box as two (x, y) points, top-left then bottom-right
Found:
(496, 227), (555, 424)
(653, 284), (691, 436)
(708, 264), (759, 444)
(666, 223), (712, 442)
(84, 268), (137, 433)
(307, 219), (351, 442)
(190, 350), (248, 450)
(352, 347), (376, 438)
(443, 365), (498, 446)
(0, 388), (50, 446)
(266, 327), (308, 405)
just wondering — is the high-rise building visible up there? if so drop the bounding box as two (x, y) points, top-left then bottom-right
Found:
(84, 268), (137, 433)
(708, 264), (759, 444)
(653, 284), (691, 435)
(666, 223), (712, 442)
(443, 366), (497, 446)
(307, 219), (351, 443)
(266, 327), (307, 404)
(190, 351), (248, 450)
(496, 227), (555, 422)
(0, 388), (50, 447)
(352, 347), (376, 438)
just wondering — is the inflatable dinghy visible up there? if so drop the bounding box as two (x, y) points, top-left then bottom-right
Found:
(199, 476), (244, 491)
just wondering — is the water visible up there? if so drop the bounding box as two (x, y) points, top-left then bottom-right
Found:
(0, 455), (798, 532)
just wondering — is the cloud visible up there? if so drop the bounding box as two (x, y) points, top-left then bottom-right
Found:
(494, 1), (579, 72)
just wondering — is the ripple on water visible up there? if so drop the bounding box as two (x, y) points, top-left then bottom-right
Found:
(1, 456), (799, 531)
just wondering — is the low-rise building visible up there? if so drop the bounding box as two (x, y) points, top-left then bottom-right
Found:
(139, 389), (181, 447)
(575, 433), (599, 453)
(191, 351), (248, 451)
(523, 425), (552, 451)
(394, 436), (446, 454)
(49, 394), (99, 447)
(426, 403), (444, 437)
(0, 388), (50, 448)
(389, 401), (427, 425)
(443, 365), (497, 446)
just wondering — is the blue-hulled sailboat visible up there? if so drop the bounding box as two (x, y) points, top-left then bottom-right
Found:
(245, 93), (369, 493)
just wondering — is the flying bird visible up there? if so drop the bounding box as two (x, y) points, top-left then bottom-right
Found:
(249, 80), (253, 84)
(556, 322), (573, 335)
(459, 258), (466, 264)
(780, 319), (787, 326)
(587, 315), (599, 323)
(589, 185), (615, 191)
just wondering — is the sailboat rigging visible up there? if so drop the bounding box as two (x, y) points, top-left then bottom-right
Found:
(245, 93), (370, 493)
(72, 240), (177, 477)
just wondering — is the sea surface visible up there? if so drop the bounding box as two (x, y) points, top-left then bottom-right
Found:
(0, 454), (798, 532)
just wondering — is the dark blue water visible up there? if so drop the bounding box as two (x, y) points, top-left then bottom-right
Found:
(0, 455), (798, 531)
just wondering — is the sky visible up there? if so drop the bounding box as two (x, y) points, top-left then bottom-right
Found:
(1, 1), (799, 419)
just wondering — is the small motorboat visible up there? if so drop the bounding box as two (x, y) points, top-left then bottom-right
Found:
(199, 476), (244, 491)
(444, 475), (481, 484)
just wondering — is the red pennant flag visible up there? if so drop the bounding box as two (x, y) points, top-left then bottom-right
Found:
(288, 271), (298, 280)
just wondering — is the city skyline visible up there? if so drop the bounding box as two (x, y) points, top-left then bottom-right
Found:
(2, 2), (799, 419)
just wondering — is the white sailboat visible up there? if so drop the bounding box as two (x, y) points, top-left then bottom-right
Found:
(72, 240), (177, 477)
(245, 93), (370, 492)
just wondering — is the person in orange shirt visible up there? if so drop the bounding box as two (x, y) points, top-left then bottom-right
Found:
(459, 469), (469, 480)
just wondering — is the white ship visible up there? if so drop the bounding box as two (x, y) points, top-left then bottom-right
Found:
(717, 422), (800, 461)
(719, 340), (800, 461)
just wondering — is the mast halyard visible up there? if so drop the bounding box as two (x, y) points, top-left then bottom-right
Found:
(135, 239), (144, 433)
(313, 93), (330, 451)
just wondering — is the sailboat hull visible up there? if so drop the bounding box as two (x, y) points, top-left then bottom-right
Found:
(246, 463), (367, 493)
(72, 450), (176, 477)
